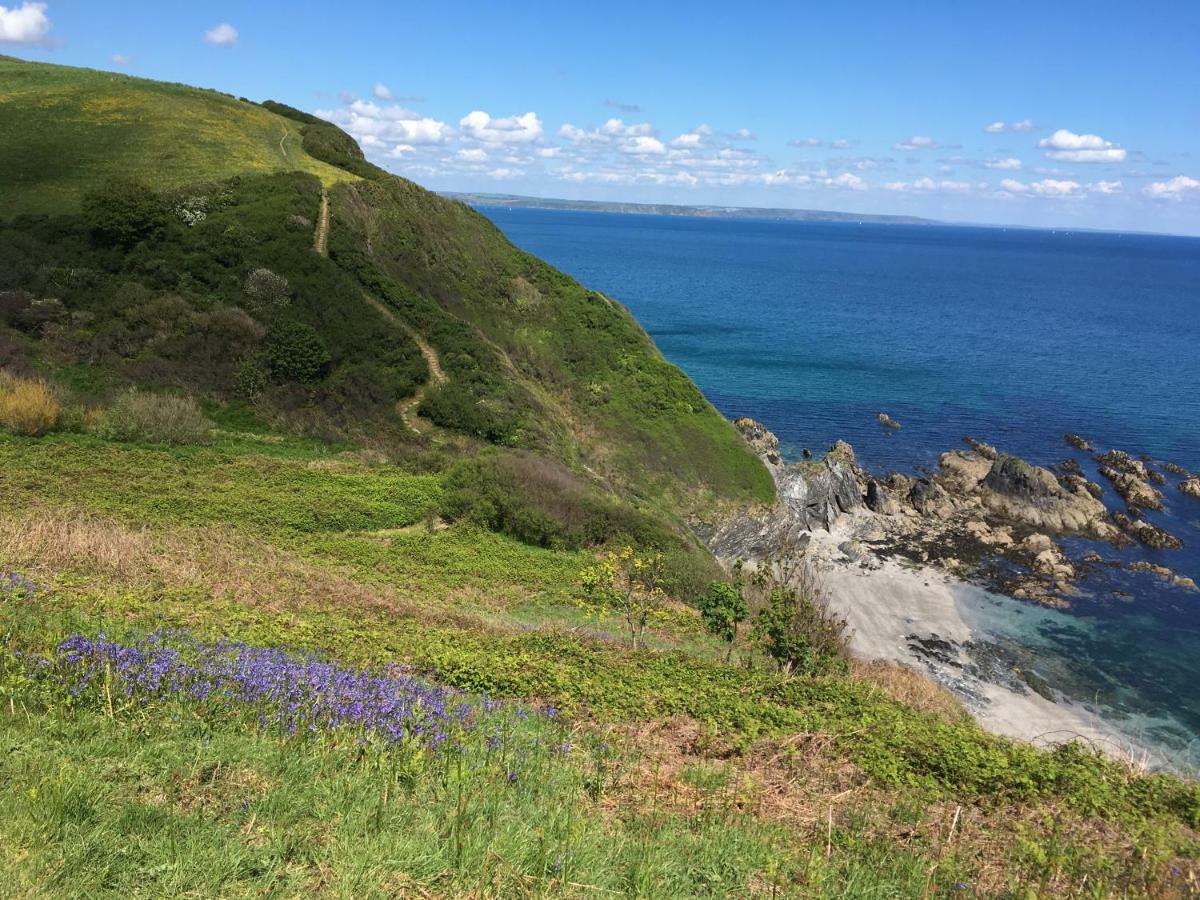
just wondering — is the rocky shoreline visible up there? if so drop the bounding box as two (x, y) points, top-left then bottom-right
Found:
(700, 418), (1199, 766)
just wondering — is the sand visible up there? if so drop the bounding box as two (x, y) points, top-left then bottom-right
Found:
(807, 516), (1160, 764)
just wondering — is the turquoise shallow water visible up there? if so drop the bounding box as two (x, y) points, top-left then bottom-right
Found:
(482, 206), (1200, 767)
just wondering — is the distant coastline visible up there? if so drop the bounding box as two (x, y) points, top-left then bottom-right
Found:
(445, 192), (939, 226)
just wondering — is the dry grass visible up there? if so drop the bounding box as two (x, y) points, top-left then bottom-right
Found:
(853, 659), (969, 724)
(0, 372), (60, 436)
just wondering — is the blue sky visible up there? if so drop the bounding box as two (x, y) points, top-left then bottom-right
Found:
(5, 1), (1200, 233)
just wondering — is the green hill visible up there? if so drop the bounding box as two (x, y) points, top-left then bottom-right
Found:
(0, 56), (350, 216)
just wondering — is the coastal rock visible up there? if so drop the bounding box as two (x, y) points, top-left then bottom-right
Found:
(979, 454), (1111, 536)
(1064, 433), (1092, 452)
(865, 480), (898, 515)
(1111, 511), (1184, 550)
(877, 412), (902, 429)
(708, 422), (866, 561)
(963, 437), (998, 460)
(1146, 468), (1167, 486)
(1095, 449), (1148, 480)
(1057, 458), (1084, 477)
(733, 417), (783, 471)
(1020, 533), (1055, 555)
(1181, 477), (1200, 499)
(1163, 461), (1193, 478)
(1098, 466), (1164, 512)
(936, 450), (992, 494)
(908, 479), (955, 517)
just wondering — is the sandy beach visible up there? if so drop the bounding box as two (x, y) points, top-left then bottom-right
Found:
(806, 515), (1163, 765)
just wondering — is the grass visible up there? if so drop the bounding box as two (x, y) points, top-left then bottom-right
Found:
(0, 57), (350, 216)
(0, 431), (1198, 894)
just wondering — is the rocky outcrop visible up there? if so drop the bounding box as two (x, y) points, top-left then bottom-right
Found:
(864, 479), (898, 515)
(1096, 449), (1148, 479)
(937, 450), (992, 495)
(1181, 478), (1200, 499)
(876, 412), (902, 429)
(1099, 466), (1164, 512)
(1064, 433), (1092, 452)
(705, 421), (866, 561)
(963, 437), (998, 460)
(1111, 512), (1184, 550)
(979, 455), (1113, 537)
(1164, 461), (1193, 478)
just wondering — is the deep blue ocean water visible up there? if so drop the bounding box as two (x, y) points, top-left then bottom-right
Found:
(482, 206), (1200, 767)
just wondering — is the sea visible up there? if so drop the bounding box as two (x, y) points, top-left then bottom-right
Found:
(481, 205), (1200, 770)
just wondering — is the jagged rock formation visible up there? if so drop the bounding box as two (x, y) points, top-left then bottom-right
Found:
(1181, 477), (1200, 499)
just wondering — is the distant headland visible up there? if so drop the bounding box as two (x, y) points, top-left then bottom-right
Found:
(444, 192), (939, 225)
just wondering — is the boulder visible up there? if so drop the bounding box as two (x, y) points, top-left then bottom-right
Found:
(877, 412), (902, 429)
(980, 454), (1110, 535)
(865, 480), (898, 515)
(936, 450), (992, 495)
(1020, 533), (1055, 555)
(1181, 478), (1200, 499)
(908, 479), (955, 517)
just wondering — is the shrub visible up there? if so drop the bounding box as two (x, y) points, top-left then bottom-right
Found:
(440, 452), (672, 550)
(418, 381), (520, 445)
(579, 546), (668, 649)
(0, 373), (60, 436)
(81, 178), (169, 248)
(242, 268), (291, 314)
(698, 578), (749, 660)
(264, 321), (330, 383)
(750, 554), (848, 676)
(98, 390), (213, 445)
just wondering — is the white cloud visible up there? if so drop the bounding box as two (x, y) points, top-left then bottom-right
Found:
(459, 110), (543, 144)
(1144, 175), (1200, 199)
(111, 53), (132, 67)
(789, 138), (823, 148)
(373, 83), (393, 101)
(0, 1), (50, 44)
(623, 135), (666, 155)
(1090, 180), (1122, 195)
(830, 138), (851, 149)
(984, 119), (1035, 134)
(203, 23), (238, 47)
(885, 177), (970, 193)
(487, 167), (523, 179)
(1031, 178), (1082, 196)
(984, 157), (1022, 170)
(999, 178), (1029, 193)
(826, 172), (866, 190)
(456, 148), (488, 163)
(670, 126), (711, 148)
(893, 135), (938, 151)
(316, 99), (452, 146)
(732, 128), (756, 141)
(1038, 129), (1126, 163)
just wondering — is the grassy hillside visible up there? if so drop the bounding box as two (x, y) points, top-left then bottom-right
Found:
(1, 431), (1197, 896)
(2, 59), (1196, 896)
(0, 56), (350, 216)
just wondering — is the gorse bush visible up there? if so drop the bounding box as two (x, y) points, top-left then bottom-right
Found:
(98, 390), (213, 445)
(579, 546), (669, 649)
(242, 267), (291, 314)
(0, 372), (60, 435)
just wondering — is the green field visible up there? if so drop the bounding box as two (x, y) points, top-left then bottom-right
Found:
(0, 56), (350, 216)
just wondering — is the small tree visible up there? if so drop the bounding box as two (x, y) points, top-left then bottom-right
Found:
(698, 578), (748, 661)
(243, 268), (291, 314)
(750, 554), (848, 676)
(579, 546), (667, 649)
(81, 178), (168, 248)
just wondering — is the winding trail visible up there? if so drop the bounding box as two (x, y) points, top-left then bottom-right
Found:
(313, 190), (330, 257)
(279, 127), (291, 163)
(309, 189), (446, 434)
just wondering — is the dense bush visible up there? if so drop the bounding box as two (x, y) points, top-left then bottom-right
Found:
(97, 390), (213, 445)
(264, 320), (331, 383)
(750, 555), (848, 676)
(0, 372), (60, 435)
(242, 267), (291, 313)
(440, 451), (672, 551)
(81, 178), (169, 248)
(418, 381), (520, 445)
